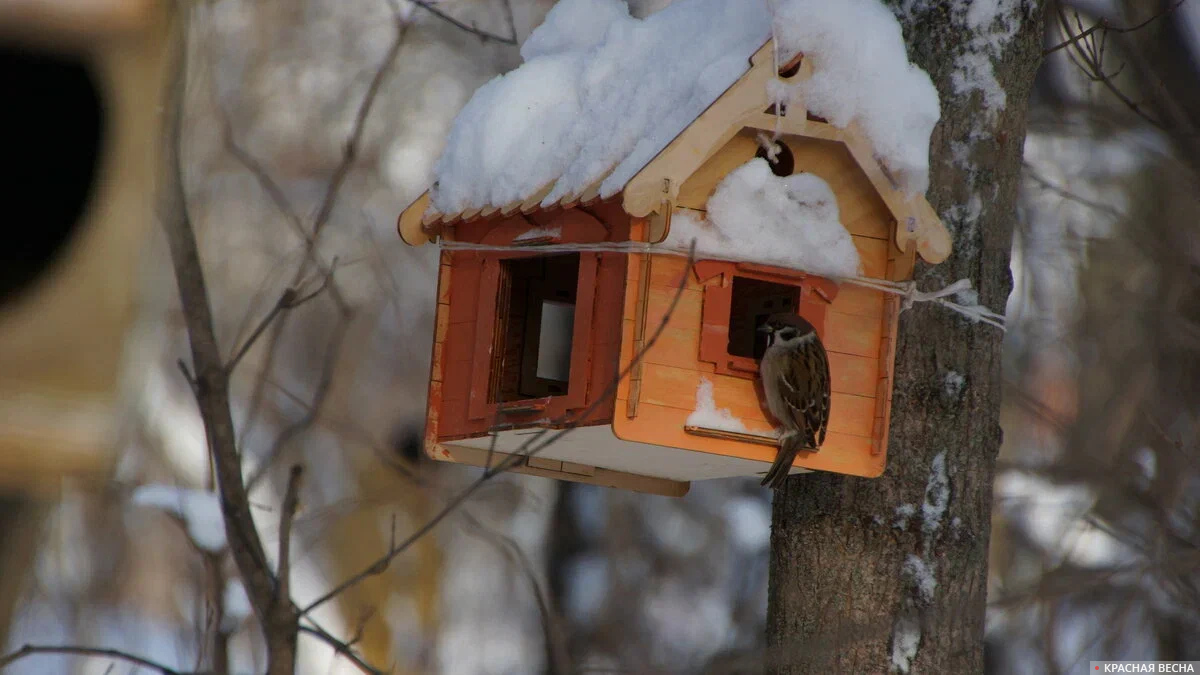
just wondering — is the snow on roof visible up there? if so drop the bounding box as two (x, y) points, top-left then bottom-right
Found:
(771, 0), (940, 195)
(428, 0), (939, 215)
(430, 0), (771, 215)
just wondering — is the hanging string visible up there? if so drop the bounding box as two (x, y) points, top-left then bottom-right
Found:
(760, 0), (794, 161)
(436, 239), (1005, 331)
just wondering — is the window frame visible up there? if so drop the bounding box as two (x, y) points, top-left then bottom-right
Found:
(695, 260), (838, 378)
(468, 251), (598, 422)
(463, 211), (610, 425)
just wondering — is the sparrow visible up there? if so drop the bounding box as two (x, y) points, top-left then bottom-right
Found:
(757, 313), (830, 489)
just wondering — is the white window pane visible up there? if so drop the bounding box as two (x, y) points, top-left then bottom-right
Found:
(537, 300), (575, 382)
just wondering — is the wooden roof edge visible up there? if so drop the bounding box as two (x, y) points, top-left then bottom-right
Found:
(740, 112), (951, 263)
(833, 121), (951, 264)
(398, 191), (433, 246)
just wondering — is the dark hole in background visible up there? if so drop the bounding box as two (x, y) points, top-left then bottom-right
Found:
(1, 44), (105, 307)
(755, 141), (794, 177)
(728, 276), (801, 360)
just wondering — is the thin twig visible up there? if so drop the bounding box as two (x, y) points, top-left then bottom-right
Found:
(300, 241), (698, 617)
(160, 9), (292, 673)
(297, 625), (385, 675)
(236, 4), (407, 446)
(1054, 5), (1164, 129)
(1042, 0), (1184, 56)
(458, 510), (570, 673)
(221, 121), (309, 245)
(411, 0), (517, 44)
(1022, 164), (1125, 220)
(277, 464), (304, 607)
(244, 317), (350, 491)
(0, 645), (186, 675)
(310, 20), (407, 242)
(225, 265), (336, 375)
(178, 359), (198, 392)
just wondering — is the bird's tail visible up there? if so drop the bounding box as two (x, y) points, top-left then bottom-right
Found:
(761, 433), (804, 489)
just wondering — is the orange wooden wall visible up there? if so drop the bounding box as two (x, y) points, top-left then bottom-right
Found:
(426, 203), (630, 448)
(613, 130), (905, 478)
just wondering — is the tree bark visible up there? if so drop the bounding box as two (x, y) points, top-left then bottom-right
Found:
(766, 3), (1044, 673)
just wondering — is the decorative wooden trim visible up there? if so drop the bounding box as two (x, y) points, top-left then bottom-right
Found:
(623, 41), (776, 218)
(522, 184), (556, 213)
(695, 260), (838, 379)
(873, 295), (901, 456)
(468, 258), (502, 421)
(435, 443), (690, 497)
(683, 425), (776, 446)
(648, 197), (673, 243)
(564, 253), (599, 410)
(680, 426), (814, 476)
(397, 191), (433, 246)
(625, 249), (653, 419)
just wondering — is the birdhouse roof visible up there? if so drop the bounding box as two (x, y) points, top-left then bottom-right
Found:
(399, 0), (952, 265)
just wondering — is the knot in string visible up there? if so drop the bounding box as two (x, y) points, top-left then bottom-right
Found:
(899, 278), (972, 311)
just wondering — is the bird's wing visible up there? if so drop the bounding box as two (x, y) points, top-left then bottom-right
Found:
(780, 339), (831, 448)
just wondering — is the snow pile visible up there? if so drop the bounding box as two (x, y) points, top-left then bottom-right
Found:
(903, 554), (937, 603)
(429, 0), (940, 214)
(431, 0), (771, 214)
(685, 377), (747, 433)
(513, 226), (562, 242)
(891, 613), (921, 673)
(665, 159), (861, 277)
(131, 485), (227, 552)
(771, 0), (941, 195)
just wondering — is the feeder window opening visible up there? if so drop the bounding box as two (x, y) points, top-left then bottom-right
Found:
(727, 276), (801, 360)
(490, 254), (580, 402)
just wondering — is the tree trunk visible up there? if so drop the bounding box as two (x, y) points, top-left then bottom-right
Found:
(766, 3), (1044, 673)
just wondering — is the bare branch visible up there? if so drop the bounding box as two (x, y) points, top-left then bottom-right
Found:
(224, 261), (338, 375)
(411, 0), (517, 45)
(1053, 5), (1165, 128)
(309, 15), (407, 242)
(159, 10), (293, 674)
(1022, 164), (1125, 220)
(297, 624), (385, 675)
(221, 121), (309, 244)
(458, 510), (570, 673)
(0, 644), (187, 675)
(301, 241), (699, 617)
(178, 358), (198, 392)
(200, 550), (230, 675)
(1043, 0), (1184, 56)
(277, 464), (304, 607)
(237, 0), (408, 446)
(244, 317), (350, 491)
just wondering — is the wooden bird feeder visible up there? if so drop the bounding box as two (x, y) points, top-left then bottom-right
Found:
(397, 42), (950, 496)
(1, 0), (171, 494)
